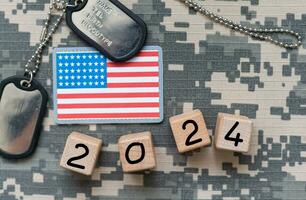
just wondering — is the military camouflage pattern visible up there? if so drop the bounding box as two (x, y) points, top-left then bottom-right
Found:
(0, 0), (306, 199)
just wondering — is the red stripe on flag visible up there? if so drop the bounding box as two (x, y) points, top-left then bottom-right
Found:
(107, 82), (159, 88)
(58, 113), (160, 119)
(136, 51), (159, 57)
(107, 72), (159, 77)
(57, 92), (159, 99)
(107, 62), (159, 67)
(58, 102), (160, 109)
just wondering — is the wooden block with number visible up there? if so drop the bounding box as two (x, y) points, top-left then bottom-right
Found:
(60, 132), (102, 175)
(118, 132), (156, 173)
(215, 113), (253, 152)
(169, 109), (211, 153)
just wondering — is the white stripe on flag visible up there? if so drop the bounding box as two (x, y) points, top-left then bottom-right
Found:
(107, 77), (159, 83)
(57, 107), (160, 114)
(107, 67), (159, 73)
(57, 97), (160, 104)
(121, 56), (159, 62)
(57, 88), (159, 94)
(136, 50), (158, 52)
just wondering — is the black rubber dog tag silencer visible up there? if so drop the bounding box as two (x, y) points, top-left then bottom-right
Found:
(66, 0), (147, 62)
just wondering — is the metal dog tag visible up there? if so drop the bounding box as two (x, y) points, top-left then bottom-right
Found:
(66, 0), (147, 62)
(0, 76), (48, 159)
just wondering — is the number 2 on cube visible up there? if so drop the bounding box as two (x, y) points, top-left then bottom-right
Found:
(66, 143), (89, 169)
(182, 120), (203, 146)
(60, 132), (102, 175)
(169, 110), (211, 153)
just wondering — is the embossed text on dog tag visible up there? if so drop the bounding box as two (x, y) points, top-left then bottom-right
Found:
(66, 0), (147, 62)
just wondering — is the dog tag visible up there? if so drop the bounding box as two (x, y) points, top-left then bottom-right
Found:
(66, 0), (147, 62)
(0, 76), (48, 159)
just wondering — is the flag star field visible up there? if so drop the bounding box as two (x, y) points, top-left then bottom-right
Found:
(56, 53), (107, 89)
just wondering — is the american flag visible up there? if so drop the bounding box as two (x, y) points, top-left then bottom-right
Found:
(53, 47), (163, 124)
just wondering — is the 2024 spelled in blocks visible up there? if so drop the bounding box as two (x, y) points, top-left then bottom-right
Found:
(59, 110), (253, 175)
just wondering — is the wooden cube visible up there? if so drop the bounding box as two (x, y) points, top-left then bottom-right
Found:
(60, 132), (102, 175)
(215, 113), (253, 152)
(118, 132), (156, 172)
(169, 109), (211, 153)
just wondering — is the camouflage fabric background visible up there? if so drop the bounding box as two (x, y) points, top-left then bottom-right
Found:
(0, 0), (306, 199)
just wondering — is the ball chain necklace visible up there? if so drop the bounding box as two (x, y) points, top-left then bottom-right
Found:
(0, 0), (148, 159)
(180, 0), (303, 49)
(24, 1), (66, 80)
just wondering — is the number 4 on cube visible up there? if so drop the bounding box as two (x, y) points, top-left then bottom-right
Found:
(215, 113), (253, 153)
(60, 132), (102, 175)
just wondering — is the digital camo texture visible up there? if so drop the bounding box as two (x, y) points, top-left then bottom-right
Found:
(0, 0), (306, 199)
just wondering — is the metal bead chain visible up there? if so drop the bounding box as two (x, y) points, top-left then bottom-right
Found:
(25, 0), (67, 77)
(181, 0), (303, 49)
